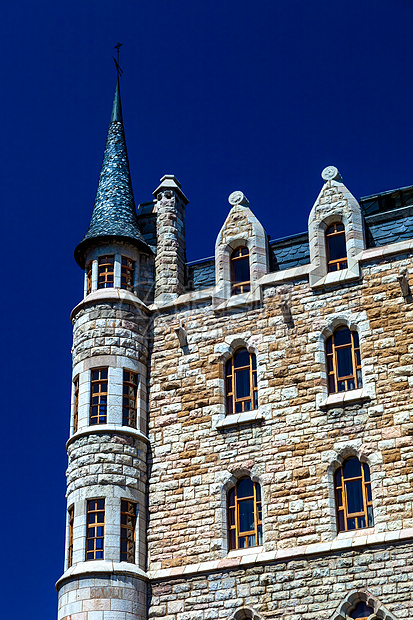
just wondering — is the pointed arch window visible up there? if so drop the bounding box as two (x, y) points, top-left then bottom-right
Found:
(326, 327), (362, 393)
(228, 477), (262, 550)
(335, 458), (374, 532)
(226, 348), (258, 414)
(231, 247), (250, 295)
(326, 222), (347, 272)
(349, 602), (375, 619)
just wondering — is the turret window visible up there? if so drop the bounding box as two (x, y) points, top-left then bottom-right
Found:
(326, 327), (362, 393)
(231, 247), (250, 295)
(67, 505), (74, 568)
(228, 477), (262, 550)
(86, 262), (92, 295)
(335, 458), (373, 532)
(73, 376), (79, 433)
(98, 255), (114, 289)
(120, 500), (137, 563)
(123, 370), (138, 428)
(326, 222), (347, 272)
(226, 348), (258, 414)
(86, 499), (105, 560)
(121, 256), (135, 292)
(90, 368), (108, 425)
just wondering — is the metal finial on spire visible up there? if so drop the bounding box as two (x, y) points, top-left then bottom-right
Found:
(113, 42), (123, 77)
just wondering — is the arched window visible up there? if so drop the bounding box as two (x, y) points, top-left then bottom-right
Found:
(335, 458), (374, 532)
(226, 348), (258, 414)
(326, 327), (362, 393)
(326, 222), (347, 272)
(349, 602), (375, 619)
(231, 246), (250, 295)
(228, 477), (262, 550)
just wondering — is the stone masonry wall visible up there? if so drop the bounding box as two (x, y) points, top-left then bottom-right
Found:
(147, 252), (413, 570)
(72, 301), (149, 367)
(149, 542), (413, 620)
(58, 574), (147, 620)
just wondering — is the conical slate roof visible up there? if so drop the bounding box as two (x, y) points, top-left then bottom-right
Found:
(75, 76), (150, 267)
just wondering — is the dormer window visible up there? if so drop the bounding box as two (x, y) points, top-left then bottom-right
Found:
(98, 255), (114, 289)
(326, 222), (347, 272)
(231, 247), (250, 295)
(121, 256), (135, 292)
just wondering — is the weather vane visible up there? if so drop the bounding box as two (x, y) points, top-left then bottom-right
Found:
(113, 42), (123, 76)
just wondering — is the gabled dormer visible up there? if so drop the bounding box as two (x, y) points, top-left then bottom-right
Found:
(213, 191), (269, 310)
(308, 166), (365, 288)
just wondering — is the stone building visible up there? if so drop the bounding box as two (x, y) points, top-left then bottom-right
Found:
(56, 77), (413, 620)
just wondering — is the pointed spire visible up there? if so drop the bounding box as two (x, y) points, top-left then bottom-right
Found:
(75, 77), (150, 267)
(110, 75), (122, 123)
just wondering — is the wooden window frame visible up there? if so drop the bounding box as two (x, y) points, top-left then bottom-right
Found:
(326, 222), (348, 272)
(225, 349), (258, 415)
(121, 256), (135, 293)
(73, 376), (79, 433)
(67, 505), (74, 568)
(228, 478), (262, 550)
(97, 255), (115, 289)
(86, 499), (105, 561)
(120, 500), (137, 563)
(89, 368), (108, 425)
(86, 261), (92, 295)
(230, 246), (250, 295)
(335, 458), (373, 532)
(122, 370), (138, 428)
(326, 327), (362, 394)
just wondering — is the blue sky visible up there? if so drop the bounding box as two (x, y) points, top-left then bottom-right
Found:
(1, 1), (413, 617)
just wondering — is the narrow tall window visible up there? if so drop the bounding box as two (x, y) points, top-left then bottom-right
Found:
(226, 348), (258, 414)
(86, 262), (92, 295)
(73, 376), (79, 433)
(86, 499), (105, 560)
(231, 247), (250, 295)
(121, 256), (135, 292)
(350, 602), (375, 619)
(67, 505), (74, 568)
(90, 368), (108, 425)
(326, 327), (362, 393)
(98, 255), (114, 289)
(123, 370), (138, 428)
(335, 458), (373, 532)
(326, 222), (347, 272)
(228, 477), (262, 550)
(120, 500), (137, 563)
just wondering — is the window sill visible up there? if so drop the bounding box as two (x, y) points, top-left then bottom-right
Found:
(216, 410), (265, 429)
(227, 545), (263, 559)
(309, 266), (361, 289)
(319, 388), (370, 410)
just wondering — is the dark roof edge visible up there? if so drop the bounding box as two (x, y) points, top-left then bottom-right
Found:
(360, 184), (413, 202)
(74, 234), (153, 269)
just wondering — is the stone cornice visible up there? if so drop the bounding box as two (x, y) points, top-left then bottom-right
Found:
(55, 560), (148, 590)
(71, 288), (150, 322)
(147, 527), (413, 581)
(66, 424), (149, 449)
